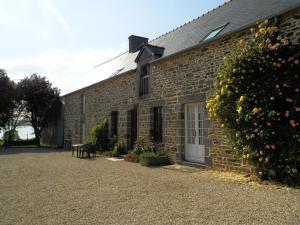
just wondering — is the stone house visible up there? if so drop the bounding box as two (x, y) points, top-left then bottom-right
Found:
(46, 0), (300, 172)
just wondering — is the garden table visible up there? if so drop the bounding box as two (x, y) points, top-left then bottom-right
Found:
(71, 144), (84, 158)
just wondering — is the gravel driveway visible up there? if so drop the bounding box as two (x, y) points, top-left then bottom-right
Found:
(0, 148), (299, 225)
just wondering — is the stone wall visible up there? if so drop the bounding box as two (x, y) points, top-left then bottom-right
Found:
(59, 7), (300, 173)
(63, 71), (137, 147)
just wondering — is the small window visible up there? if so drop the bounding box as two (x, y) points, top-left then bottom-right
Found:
(202, 24), (228, 42)
(110, 67), (124, 77)
(75, 120), (79, 135)
(152, 107), (163, 143)
(111, 111), (118, 137)
(81, 94), (86, 115)
(139, 64), (150, 96)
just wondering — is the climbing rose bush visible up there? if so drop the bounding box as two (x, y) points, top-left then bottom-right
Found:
(207, 20), (300, 184)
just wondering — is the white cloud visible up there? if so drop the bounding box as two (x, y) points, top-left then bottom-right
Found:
(0, 0), (71, 36)
(42, 0), (71, 34)
(0, 48), (125, 95)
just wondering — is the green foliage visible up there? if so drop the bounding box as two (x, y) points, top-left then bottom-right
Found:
(0, 139), (3, 147)
(132, 137), (155, 155)
(0, 69), (15, 129)
(127, 152), (140, 163)
(109, 136), (118, 151)
(87, 118), (110, 151)
(18, 74), (61, 146)
(111, 140), (125, 157)
(207, 21), (300, 184)
(3, 130), (20, 141)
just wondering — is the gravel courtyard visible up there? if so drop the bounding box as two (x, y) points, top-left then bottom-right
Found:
(0, 148), (299, 225)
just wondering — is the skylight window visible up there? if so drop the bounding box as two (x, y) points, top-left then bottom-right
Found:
(110, 67), (125, 77)
(202, 24), (228, 42)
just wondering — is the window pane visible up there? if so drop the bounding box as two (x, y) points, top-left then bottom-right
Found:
(153, 107), (163, 142)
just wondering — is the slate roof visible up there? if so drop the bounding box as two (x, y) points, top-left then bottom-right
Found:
(66, 0), (300, 95)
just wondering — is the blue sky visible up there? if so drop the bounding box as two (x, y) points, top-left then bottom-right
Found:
(0, 0), (225, 95)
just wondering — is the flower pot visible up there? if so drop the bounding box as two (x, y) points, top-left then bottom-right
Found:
(140, 155), (169, 167)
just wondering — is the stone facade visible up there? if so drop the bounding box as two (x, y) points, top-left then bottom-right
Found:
(54, 7), (300, 173)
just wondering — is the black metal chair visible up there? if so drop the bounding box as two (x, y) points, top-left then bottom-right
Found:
(80, 138), (97, 158)
(88, 138), (97, 157)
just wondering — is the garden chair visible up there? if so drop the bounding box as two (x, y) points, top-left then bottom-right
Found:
(87, 138), (98, 157)
(80, 138), (97, 158)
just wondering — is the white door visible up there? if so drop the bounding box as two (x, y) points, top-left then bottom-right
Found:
(185, 103), (205, 163)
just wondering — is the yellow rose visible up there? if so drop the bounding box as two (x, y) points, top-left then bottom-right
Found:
(239, 95), (245, 102)
(237, 106), (243, 114)
(252, 107), (260, 114)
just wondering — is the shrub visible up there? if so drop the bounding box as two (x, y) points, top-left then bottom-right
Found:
(132, 137), (155, 155)
(109, 135), (118, 151)
(111, 140), (125, 157)
(126, 152), (140, 163)
(87, 118), (110, 151)
(140, 151), (169, 166)
(207, 20), (300, 184)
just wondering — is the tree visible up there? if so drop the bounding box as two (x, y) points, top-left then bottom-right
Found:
(18, 74), (61, 146)
(0, 69), (22, 146)
(207, 21), (300, 184)
(3, 130), (20, 141)
(0, 69), (15, 129)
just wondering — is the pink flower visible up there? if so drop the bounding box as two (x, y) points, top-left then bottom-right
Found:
(281, 39), (289, 46)
(271, 145), (276, 150)
(285, 111), (290, 117)
(265, 158), (269, 163)
(295, 59), (299, 64)
(290, 120), (296, 128)
(260, 151), (264, 155)
(267, 122), (271, 126)
(276, 63), (282, 68)
(265, 145), (270, 149)
(295, 88), (300, 93)
(296, 107), (300, 112)
(266, 38), (271, 44)
(268, 43), (272, 48)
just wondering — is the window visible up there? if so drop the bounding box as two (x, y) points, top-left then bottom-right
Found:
(111, 111), (118, 137)
(139, 64), (150, 96)
(75, 120), (79, 135)
(201, 24), (228, 42)
(152, 107), (163, 142)
(81, 94), (86, 115)
(110, 67), (124, 77)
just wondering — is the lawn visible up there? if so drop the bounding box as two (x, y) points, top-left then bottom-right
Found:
(0, 148), (299, 225)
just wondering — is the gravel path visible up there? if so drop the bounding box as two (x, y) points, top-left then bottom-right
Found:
(0, 148), (299, 225)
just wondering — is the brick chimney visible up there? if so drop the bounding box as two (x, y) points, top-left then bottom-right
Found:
(128, 35), (148, 53)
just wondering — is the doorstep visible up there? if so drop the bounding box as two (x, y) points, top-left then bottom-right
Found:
(176, 160), (210, 169)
